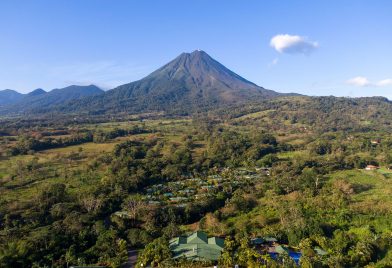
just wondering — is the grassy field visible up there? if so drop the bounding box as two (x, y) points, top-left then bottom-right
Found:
(328, 169), (392, 232)
(0, 119), (196, 203)
(276, 150), (308, 160)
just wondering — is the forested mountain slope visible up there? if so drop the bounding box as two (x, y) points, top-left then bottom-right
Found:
(0, 89), (23, 106)
(0, 85), (104, 114)
(217, 96), (392, 132)
(30, 50), (287, 115)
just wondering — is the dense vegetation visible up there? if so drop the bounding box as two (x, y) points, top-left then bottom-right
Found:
(0, 104), (392, 267)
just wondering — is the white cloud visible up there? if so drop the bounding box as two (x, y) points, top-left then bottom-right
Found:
(346, 76), (371, 87)
(270, 34), (318, 54)
(268, 58), (279, 68)
(376, 79), (392, 86)
(48, 61), (151, 89)
(346, 76), (392, 87)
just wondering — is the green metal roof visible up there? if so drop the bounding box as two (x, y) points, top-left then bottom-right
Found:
(170, 231), (224, 261)
(172, 243), (223, 261)
(208, 237), (224, 247)
(187, 231), (208, 244)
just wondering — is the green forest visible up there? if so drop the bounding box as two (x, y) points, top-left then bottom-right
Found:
(0, 99), (392, 267)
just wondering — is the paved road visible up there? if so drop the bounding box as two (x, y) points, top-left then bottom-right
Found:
(124, 249), (138, 268)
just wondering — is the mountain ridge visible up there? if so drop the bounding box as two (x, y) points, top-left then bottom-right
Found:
(40, 50), (289, 115)
(0, 89), (24, 106)
(0, 85), (104, 114)
(27, 88), (46, 97)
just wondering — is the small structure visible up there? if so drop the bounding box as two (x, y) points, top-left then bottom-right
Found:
(273, 245), (289, 254)
(269, 245), (301, 265)
(163, 192), (174, 197)
(169, 197), (188, 203)
(250, 237), (264, 246)
(365, 165), (379, 171)
(169, 231), (224, 261)
(314, 247), (328, 256)
(263, 237), (278, 245)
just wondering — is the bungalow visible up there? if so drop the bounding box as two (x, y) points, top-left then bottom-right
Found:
(113, 211), (131, 218)
(178, 189), (195, 195)
(250, 237), (264, 246)
(163, 192), (174, 197)
(169, 231), (224, 261)
(148, 201), (161, 206)
(264, 237), (277, 242)
(169, 197), (189, 203)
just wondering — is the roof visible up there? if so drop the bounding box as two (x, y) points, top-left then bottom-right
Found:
(250, 237), (264, 245)
(187, 231), (208, 244)
(314, 247), (328, 255)
(170, 231), (224, 261)
(169, 197), (188, 202)
(264, 237), (278, 242)
(171, 243), (223, 261)
(208, 237), (225, 248)
(275, 245), (289, 254)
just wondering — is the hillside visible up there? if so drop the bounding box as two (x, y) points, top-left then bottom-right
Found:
(40, 50), (287, 115)
(0, 89), (23, 106)
(26, 88), (46, 97)
(216, 96), (392, 132)
(0, 85), (104, 114)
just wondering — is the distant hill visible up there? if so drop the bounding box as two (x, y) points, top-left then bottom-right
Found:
(219, 95), (392, 132)
(0, 89), (23, 106)
(48, 50), (289, 115)
(26, 88), (46, 97)
(1, 85), (104, 114)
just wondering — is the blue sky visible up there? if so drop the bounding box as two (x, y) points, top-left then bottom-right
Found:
(0, 0), (391, 98)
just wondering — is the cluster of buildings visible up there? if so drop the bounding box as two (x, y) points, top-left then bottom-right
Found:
(141, 168), (269, 207)
(250, 237), (327, 264)
(169, 231), (327, 265)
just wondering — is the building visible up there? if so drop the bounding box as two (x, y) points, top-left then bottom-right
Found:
(365, 165), (379, 170)
(250, 237), (264, 246)
(169, 231), (224, 261)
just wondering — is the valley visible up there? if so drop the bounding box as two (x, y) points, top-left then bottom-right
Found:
(1, 112), (392, 267)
